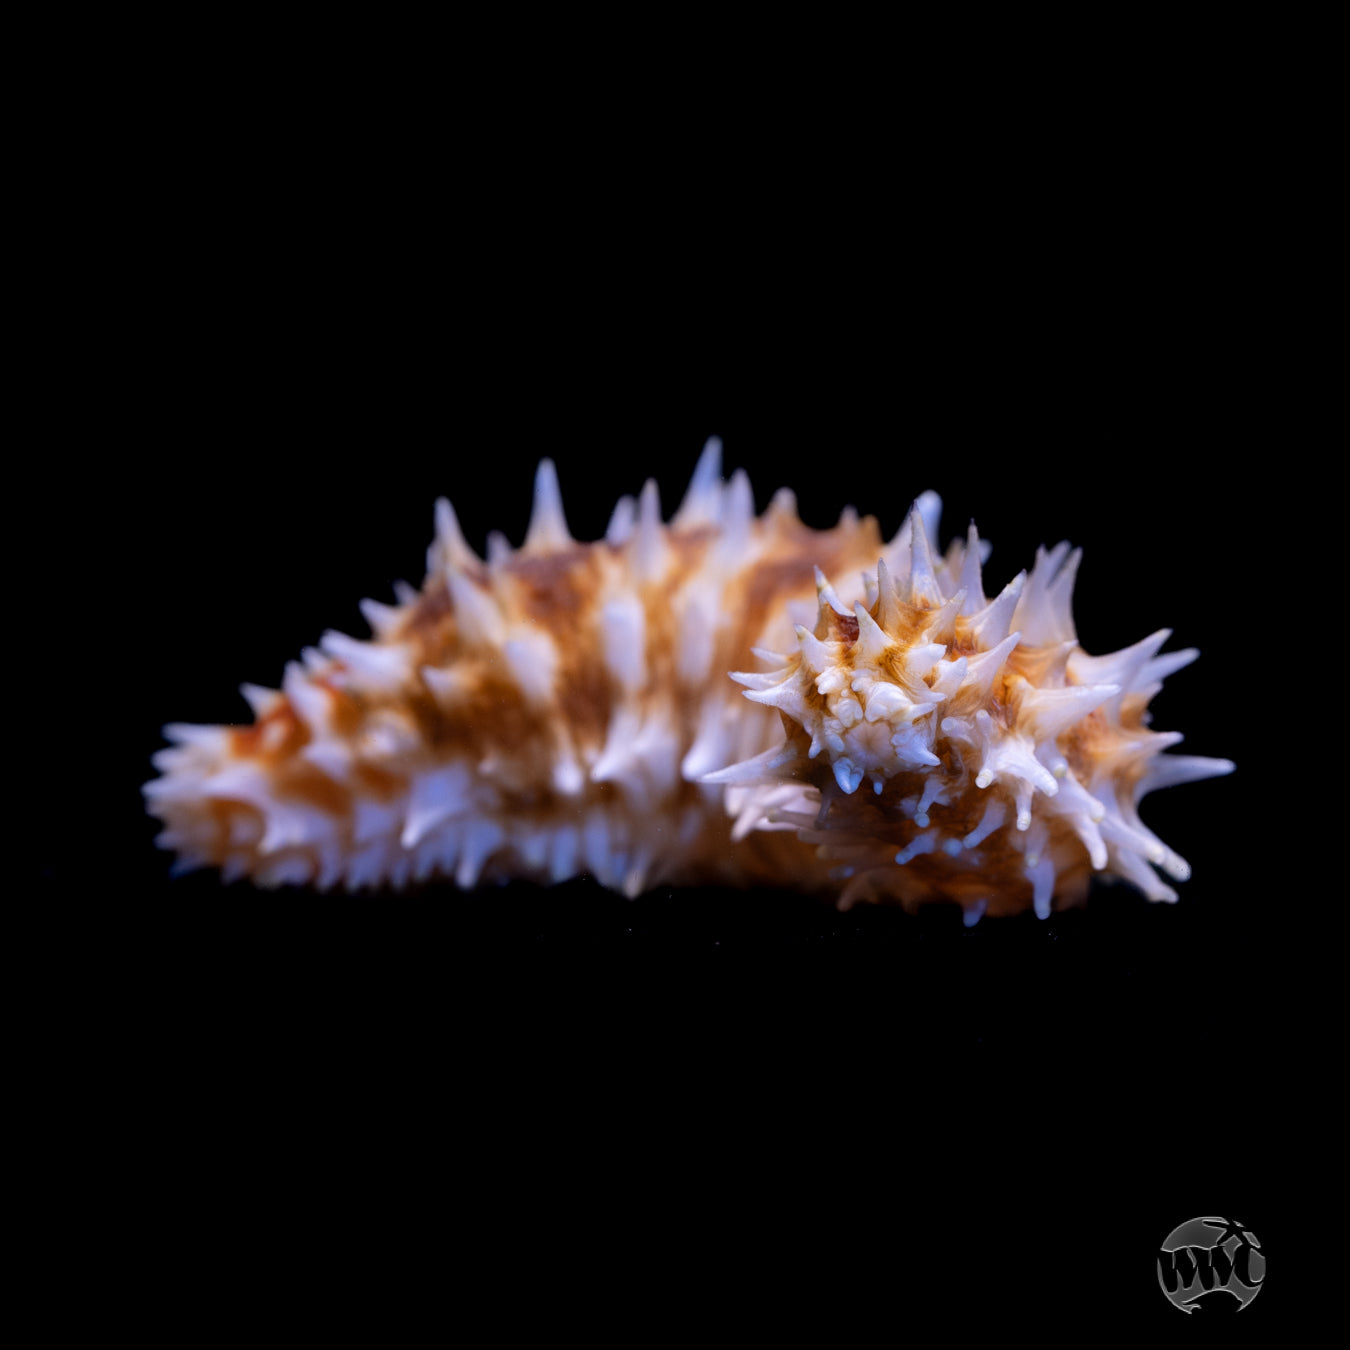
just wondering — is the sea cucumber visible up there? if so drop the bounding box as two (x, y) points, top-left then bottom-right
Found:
(145, 438), (1233, 920)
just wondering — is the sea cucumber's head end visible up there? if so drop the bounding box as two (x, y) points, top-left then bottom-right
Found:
(717, 511), (1232, 917)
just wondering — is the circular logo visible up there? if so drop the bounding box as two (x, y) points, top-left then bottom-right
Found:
(1157, 1216), (1264, 1314)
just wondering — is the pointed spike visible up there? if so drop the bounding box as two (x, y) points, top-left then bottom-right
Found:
(456, 820), (504, 889)
(674, 436), (723, 525)
(729, 668), (790, 690)
(503, 631), (559, 705)
(1130, 627), (1174, 662)
(551, 746), (585, 797)
(701, 743), (797, 786)
(813, 566), (850, 614)
(601, 596), (647, 693)
(767, 486), (799, 521)
(1071, 628), (1175, 704)
(1138, 729), (1186, 757)
(904, 641), (947, 684)
(1138, 755), (1236, 795)
(240, 683), (281, 718)
(359, 596), (402, 639)
(913, 491), (942, 553)
(1044, 545), (1082, 631)
(1140, 646), (1200, 685)
(941, 534), (966, 584)
(726, 468), (754, 526)
(401, 764), (473, 849)
(431, 497), (478, 572)
(853, 603), (891, 663)
(881, 514), (915, 592)
(622, 853), (652, 899)
(447, 569), (504, 646)
(320, 629), (411, 695)
(716, 467), (754, 560)
(969, 572), (1025, 649)
(924, 588), (967, 646)
(161, 722), (229, 752)
(523, 458), (572, 552)
(962, 631), (1021, 701)
(604, 494), (636, 546)
(1039, 540), (1073, 580)
(485, 530), (512, 566)
(927, 654), (967, 701)
(1021, 682), (1121, 744)
(283, 661), (330, 732)
(812, 567), (851, 634)
(958, 522), (987, 613)
(632, 477), (667, 580)
(1017, 543), (1083, 646)
(680, 702), (734, 788)
(908, 503), (943, 606)
(796, 625), (835, 677)
(1012, 541), (1073, 644)
(875, 557), (902, 633)
(744, 683), (805, 714)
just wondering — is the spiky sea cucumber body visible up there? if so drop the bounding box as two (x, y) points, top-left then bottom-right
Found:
(145, 439), (1233, 918)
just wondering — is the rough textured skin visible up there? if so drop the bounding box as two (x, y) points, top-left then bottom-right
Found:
(145, 440), (1233, 919)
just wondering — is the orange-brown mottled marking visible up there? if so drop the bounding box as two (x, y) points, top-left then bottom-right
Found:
(403, 578), (455, 647)
(232, 704), (308, 762)
(276, 762), (352, 816)
(947, 617), (985, 660)
(321, 678), (366, 738)
(834, 614), (860, 644)
(1117, 693), (1150, 731)
(718, 517), (886, 674)
(1007, 640), (1075, 688)
(353, 762), (406, 801)
(508, 546), (605, 632)
(504, 546), (615, 744)
(1060, 708), (1118, 786)
(207, 796), (253, 855)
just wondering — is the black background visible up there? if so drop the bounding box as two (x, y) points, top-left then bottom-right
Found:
(28, 61), (1318, 1335)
